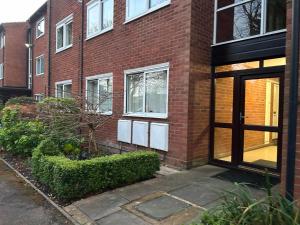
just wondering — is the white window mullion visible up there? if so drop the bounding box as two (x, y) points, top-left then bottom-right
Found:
(143, 72), (146, 114)
(262, 0), (267, 34)
(99, 0), (103, 31)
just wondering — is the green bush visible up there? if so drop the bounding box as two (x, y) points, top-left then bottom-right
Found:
(196, 183), (300, 225)
(35, 138), (62, 156)
(0, 108), (45, 156)
(6, 96), (36, 106)
(32, 150), (160, 200)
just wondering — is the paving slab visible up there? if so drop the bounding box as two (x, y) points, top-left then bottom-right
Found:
(75, 192), (128, 221)
(170, 183), (221, 207)
(135, 195), (191, 221)
(0, 160), (72, 225)
(96, 209), (150, 225)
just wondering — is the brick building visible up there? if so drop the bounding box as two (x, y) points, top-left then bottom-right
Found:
(4, 0), (300, 200)
(0, 22), (31, 102)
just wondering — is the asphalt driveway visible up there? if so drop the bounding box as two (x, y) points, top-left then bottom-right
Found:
(0, 160), (73, 225)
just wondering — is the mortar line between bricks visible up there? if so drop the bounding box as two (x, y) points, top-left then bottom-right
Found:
(0, 157), (81, 225)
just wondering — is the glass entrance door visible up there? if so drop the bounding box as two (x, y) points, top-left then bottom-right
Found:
(212, 73), (283, 172)
(240, 76), (281, 170)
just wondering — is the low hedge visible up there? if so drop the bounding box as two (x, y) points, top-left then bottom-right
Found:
(32, 150), (160, 200)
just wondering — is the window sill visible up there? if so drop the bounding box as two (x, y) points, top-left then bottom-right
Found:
(124, 0), (171, 24)
(86, 27), (113, 41)
(123, 113), (168, 119)
(36, 33), (45, 40)
(56, 45), (73, 54)
(36, 73), (44, 76)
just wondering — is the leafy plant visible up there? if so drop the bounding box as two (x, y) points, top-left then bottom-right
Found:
(0, 108), (45, 156)
(34, 138), (62, 156)
(6, 96), (36, 106)
(32, 150), (160, 200)
(197, 182), (300, 225)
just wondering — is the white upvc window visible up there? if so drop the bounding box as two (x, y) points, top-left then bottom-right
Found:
(86, 73), (113, 114)
(126, 0), (171, 22)
(36, 55), (45, 76)
(0, 64), (3, 80)
(56, 14), (73, 53)
(34, 94), (44, 102)
(213, 0), (287, 45)
(36, 17), (45, 39)
(55, 80), (72, 98)
(0, 33), (5, 48)
(124, 63), (169, 118)
(86, 0), (114, 39)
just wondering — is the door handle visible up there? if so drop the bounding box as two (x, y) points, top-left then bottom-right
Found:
(240, 112), (245, 122)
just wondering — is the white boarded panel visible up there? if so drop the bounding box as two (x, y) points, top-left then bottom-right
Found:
(150, 123), (169, 151)
(132, 121), (149, 147)
(117, 120), (132, 143)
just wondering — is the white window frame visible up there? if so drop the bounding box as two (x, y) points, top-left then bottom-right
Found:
(125, 0), (171, 23)
(56, 14), (73, 53)
(86, 73), (113, 115)
(36, 17), (45, 39)
(34, 94), (44, 102)
(213, 0), (287, 46)
(35, 54), (45, 76)
(55, 80), (72, 98)
(124, 62), (169, 119)
(0, 64), (3, 80)
(86, 0), (114, 40)
(0, 33), (5, 49)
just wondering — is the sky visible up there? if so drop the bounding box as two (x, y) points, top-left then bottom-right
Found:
(0, 0), (47, 24)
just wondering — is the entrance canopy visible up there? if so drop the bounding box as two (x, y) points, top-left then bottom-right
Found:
(0, 87), (31, 104)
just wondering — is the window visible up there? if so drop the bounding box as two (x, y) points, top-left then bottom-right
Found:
(125, 63), (168, 118)
(36, 55), (45, 75)
(56, 80), (72, 98)
(87, 0), (114, 39)
(214, 0), (286, 44)
(126, 0), (170, 21)
(0, 64), (3, 80)
(36, 17), (45, 38)
(56, 15), (73, 52)
(86, 73), (113, 114)
(0, 33), (5, 48)
(34, 94), (44, 102)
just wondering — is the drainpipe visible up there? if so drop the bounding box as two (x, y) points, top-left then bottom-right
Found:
(47, 0), (52, 96)
(286, 0), (300, 200)
(80, 0), (84, 97)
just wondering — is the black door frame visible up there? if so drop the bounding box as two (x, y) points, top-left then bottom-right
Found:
(209, 66), (285, 173)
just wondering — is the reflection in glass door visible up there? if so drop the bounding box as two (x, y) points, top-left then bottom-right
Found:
(213, 77), (234, 162)
(241, 77), (280, 169)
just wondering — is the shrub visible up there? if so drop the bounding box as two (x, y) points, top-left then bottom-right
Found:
(32, 150), (160, 200)
(0, 108), (45, 156)
(35, 138), (62, 156)
(6, 96), (36, 106)
(196, 183), (300, 225)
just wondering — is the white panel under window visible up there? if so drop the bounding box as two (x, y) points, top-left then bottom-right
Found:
(132, 121), (148, 147)
(150, 123), (168, 151)
(117, 120), (131, 143)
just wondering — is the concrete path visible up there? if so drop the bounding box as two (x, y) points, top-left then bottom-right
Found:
(0, 160), (73, 225)
(65, 165), (267, 225)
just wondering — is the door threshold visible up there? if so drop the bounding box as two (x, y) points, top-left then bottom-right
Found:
(238, 165), (280, 178)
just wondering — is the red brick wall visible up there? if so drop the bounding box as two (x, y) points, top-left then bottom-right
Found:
(281, 0), (300, 200)
(49, 0), (82, 97)
(31, 11), (49, 96)
(78, 0), (193, 168)
(187, 0), (213, 167)
(1, 23), (28, 88)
